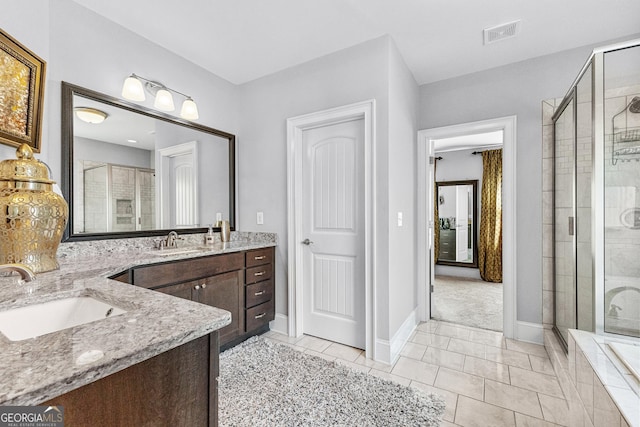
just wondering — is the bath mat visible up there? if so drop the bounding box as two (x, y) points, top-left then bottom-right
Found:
(219, 336), (446, 426)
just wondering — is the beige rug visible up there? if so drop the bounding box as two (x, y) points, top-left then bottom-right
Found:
(432, 275), (503, 331)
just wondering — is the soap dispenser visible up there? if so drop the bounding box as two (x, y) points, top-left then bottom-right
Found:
(205, 224), (215, 245)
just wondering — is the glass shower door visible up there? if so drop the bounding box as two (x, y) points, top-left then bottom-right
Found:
(554, 95), (577, 346)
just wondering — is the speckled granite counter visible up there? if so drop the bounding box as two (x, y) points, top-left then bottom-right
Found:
(0, 232), (276, 406)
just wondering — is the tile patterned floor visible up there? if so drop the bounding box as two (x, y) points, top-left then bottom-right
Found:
(264, 320), (569, 427)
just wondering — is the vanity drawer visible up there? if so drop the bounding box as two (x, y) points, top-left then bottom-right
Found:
(245, 279), (273, 308)
(245, 299), (275, 332)
(245, 264), (273, 284)
(132, 252), (244, 288)
(246, 247), (274, 268)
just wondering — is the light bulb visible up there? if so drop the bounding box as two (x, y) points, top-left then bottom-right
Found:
(121, 75), (145, 101)
(180, 98), (199, 120)
(154, 89), (175, 111)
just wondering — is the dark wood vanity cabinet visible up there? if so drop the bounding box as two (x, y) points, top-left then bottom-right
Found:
(121, 247), (275, 347)
(44, 332), (219, 427)
(244, 248), (275, 333)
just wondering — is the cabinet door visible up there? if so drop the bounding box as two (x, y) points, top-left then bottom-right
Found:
(155, 281), (196, 301)
(194, 270), (244, 345)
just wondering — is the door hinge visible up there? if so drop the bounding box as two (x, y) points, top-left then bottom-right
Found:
(430, 284), (434, 293)
(429, 156), (435, 165)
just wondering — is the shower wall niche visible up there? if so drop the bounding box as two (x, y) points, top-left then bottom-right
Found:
(552, 40), (640, 347)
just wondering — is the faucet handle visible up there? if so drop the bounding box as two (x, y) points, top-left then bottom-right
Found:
(0, 263), (36, 282)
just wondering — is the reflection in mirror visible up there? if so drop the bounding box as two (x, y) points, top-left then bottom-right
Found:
(62, 82), (235, 241)
(436, 180), (478, 268)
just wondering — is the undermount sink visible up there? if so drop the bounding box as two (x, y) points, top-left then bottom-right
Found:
(150, 246), (210, 256)
(0, 296), (127, 341)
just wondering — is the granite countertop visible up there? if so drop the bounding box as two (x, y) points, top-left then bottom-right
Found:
(0, 236), (276, 405)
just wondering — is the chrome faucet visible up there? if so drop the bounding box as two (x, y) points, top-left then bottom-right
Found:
(605, 286), (640, 319)
(0, 263), (36, 282)
(163, 231), (182, 249)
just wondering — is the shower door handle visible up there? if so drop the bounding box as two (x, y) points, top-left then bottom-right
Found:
(568, 216), (575, 236)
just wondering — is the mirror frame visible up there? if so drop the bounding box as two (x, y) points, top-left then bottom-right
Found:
(435, 179), (479, 268)
(61, 81), (236, 242)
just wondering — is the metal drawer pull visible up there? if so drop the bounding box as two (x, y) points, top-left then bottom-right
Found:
(254, 255), (266, 260)
(255, 313), (266, 319)
(254, 290), (265, 296)
(254, 271), (265, 276)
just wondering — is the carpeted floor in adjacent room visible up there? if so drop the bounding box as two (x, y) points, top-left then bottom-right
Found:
(431, 275), (503, 332)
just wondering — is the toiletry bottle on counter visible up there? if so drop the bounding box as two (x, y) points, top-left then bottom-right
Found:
(217, 220), (231, 242)
(205, 224), (215, 245)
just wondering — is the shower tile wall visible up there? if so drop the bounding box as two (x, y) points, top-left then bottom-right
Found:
(553, 98), (577, 344)
(138, 169), (156, 230)
(111, 166), (136, 232)
(603, 66), (640, 338)
(542, 99), (558, 329)
(604, 84), (640, 278)
(575, 67), (593, 332)
(83, 164), (108, 233)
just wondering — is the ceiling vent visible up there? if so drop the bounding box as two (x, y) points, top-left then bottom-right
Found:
(483, 20), (521, 45)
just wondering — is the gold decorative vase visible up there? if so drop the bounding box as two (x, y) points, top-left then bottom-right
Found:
(0, 144), (68, 273)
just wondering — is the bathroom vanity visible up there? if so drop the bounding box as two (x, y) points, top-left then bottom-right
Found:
(112, 246), (275, 348)
(0, 235), (276, 426)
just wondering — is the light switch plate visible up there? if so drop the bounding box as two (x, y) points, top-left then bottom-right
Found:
(397, 212), (403, 227)
(216, 212), (222, 222)
(257, 212), (264, 225)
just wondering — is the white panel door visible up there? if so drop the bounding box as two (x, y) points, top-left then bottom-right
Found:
(455, 185), (469, 262)
(302, 118), (365, 349)
(170, 152), (196, 228)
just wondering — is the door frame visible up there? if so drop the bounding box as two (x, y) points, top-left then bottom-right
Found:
(156, 141), (199, 228)
(417, 116), (517, 339)
(286, 100), (376, 358)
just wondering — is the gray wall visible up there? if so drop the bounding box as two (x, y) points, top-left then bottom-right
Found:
(0, 1), (51, 163)
(0, 0), (238, 184)
(154, 121), (230, 227)
(238, 36), (397, 339)
(387, 44), (419, 336)
(74, 137), (152, 168)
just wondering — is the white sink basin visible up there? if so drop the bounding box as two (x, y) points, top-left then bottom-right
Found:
(0, 296), (127, 341)
(151, 247), (209, 256)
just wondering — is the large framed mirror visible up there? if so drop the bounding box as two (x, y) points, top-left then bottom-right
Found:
(61, 82), (236, 241)
(436, 180), (478, 268)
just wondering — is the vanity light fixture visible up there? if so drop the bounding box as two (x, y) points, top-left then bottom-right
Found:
(121, 73), (199, 120)
(74, 107), (108, 124)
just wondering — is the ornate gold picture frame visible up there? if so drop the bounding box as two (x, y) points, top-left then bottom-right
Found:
(0, 28), (46, 152)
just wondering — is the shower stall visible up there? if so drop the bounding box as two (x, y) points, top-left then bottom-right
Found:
(552, 39), (640, 348)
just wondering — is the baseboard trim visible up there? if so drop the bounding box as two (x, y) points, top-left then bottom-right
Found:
(269, 313), (288, 336)
(516, 321), (544, 344)
(389, 309), (419, 365)
(375, 339), (391, 365)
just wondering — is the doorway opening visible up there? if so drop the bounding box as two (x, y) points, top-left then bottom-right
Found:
(432, 133), (503, 331)
(417, 116), (516, 339)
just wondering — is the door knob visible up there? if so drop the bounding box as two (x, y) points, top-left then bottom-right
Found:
(301, 238), (314, 245)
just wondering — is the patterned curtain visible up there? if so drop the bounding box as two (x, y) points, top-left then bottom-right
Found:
(478, 149), (502, 283)
(433, 159), (439, 263)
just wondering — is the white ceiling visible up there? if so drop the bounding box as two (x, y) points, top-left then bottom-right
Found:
(71, 0), (640, 85)
(74, 97), (157, 150)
